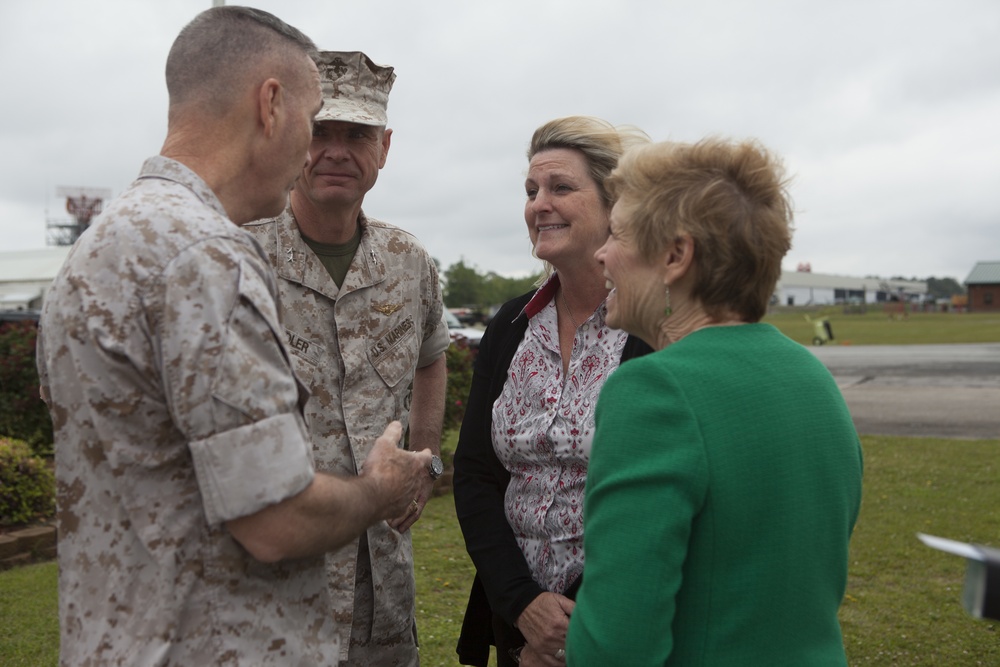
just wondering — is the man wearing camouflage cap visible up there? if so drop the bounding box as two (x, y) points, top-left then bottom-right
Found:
(245, 50), (449, 665)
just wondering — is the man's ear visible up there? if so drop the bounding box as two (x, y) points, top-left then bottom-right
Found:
(257, 78), (282, 138)
(378, 128), (393, 169)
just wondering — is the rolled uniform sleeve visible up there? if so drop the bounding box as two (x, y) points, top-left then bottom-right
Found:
(154, 239), (314, 525)
(417, 311), (450, 368)
(416, 253), (449, 369)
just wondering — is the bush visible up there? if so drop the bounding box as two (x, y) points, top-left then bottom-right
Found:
(0, 321), (53, 456)
(444, 342), (474, 437)
(0, 437), (55, 527)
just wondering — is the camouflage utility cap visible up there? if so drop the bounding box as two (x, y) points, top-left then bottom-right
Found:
(316, 50), (395, 126)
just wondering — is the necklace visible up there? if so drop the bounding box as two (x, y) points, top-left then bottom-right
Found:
(559, 289), (582, 330)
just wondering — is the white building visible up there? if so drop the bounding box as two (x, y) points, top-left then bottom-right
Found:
(775, 270), (927, 307)
(0, 246), (71, 312)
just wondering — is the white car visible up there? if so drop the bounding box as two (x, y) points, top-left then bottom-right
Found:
(444, 309), (484, 348)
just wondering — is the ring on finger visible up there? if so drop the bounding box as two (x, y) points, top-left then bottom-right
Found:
(554, 647), (566, 660)
(410, 499), (420, 513)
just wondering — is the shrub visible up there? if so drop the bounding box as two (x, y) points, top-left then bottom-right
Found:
(444, 342), (474, 437)
(0, 321), (53, 456)
(0, 437), (56, 527)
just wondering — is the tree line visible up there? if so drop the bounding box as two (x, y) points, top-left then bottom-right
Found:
(440, 259), (541, 315)
(443, 259), (967, 311)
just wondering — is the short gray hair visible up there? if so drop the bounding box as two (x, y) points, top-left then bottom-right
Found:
(166, 6), (317, 115)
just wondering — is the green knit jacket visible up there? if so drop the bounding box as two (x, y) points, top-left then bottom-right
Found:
(567, 323), (863, 666)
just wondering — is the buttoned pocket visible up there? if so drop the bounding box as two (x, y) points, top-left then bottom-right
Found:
(367, 315), (419, 388)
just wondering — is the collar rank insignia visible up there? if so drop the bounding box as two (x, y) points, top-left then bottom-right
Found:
(373, 302), (403, 316)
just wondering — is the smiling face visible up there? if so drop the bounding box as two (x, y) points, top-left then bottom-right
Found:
(296, 120), (391, 209)
(524, 148), (610, 271)
(596, 198), (666, 337)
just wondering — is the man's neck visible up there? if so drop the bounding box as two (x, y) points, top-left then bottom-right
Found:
(290, 191), (363, 244)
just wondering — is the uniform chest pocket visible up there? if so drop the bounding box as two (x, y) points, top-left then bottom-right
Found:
(367, 316), (419, 388)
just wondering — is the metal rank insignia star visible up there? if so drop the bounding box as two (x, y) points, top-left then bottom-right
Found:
(373, 302), (403, 315)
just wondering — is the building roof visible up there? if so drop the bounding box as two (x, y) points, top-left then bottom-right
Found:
(0, 246), (71, 283)
(964, 261), (1000, 285)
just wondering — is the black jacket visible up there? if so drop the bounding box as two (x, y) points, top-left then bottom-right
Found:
(453, 289), (652, 665)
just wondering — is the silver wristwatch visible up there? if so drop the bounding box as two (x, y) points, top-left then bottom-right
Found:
(428, 454), (444, 480)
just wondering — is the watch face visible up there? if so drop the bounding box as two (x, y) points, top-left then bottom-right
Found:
(429, 455), (444, 480)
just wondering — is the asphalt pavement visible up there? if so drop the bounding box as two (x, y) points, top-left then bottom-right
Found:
(807, 343), (1000, 440)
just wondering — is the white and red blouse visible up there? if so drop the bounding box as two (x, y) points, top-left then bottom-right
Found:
(491, 274), (628, 594)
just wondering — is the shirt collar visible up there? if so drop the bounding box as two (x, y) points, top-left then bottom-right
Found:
(137, 156), (228, 219)
(521, 272), (561, 321)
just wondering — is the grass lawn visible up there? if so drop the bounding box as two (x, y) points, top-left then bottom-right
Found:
(763, 308), (1000, 346)
(841, 437), (1000, 665)
(3, 435), (999, 666)
(0, 559), (58, 667)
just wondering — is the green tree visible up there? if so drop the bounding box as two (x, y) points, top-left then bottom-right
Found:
(442, 259), (542, 313)
(482, 271), (541, 306)
(925, 276), (965, 300)
(442, 259), (486, 307)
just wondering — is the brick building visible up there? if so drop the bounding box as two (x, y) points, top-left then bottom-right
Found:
(965, 261), (1000, 313)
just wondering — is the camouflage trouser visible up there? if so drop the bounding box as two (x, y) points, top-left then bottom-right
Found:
(347, 535), (419, 667)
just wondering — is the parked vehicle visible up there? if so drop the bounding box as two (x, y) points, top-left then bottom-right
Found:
(445, 309), (484, 348)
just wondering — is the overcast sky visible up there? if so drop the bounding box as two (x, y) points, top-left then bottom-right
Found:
(1, 0), (997, 282)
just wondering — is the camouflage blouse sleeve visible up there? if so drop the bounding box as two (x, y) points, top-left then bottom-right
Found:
(415, 246), (450, 368)
(152, 236), (315, 525)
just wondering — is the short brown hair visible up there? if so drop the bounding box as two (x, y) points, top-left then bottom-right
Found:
(607, 138), (793, 322)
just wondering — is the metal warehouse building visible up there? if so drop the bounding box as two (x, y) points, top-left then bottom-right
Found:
(775, 271), (927, 307)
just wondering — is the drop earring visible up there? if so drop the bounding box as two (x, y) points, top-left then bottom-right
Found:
(664, 285), (672, 317)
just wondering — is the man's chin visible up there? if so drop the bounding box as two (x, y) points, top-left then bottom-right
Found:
(252, 193), (290, 223)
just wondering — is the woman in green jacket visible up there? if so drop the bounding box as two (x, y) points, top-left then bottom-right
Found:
(566, 138), (863, 666)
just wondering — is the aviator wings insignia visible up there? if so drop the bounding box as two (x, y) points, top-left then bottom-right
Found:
(373, 302), (403, 316)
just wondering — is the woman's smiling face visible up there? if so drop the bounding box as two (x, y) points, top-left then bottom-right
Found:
(524, 148), (610, 271)
(596, 198), (665, 336)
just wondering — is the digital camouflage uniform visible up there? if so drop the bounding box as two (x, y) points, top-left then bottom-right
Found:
(36, 157), (339, 666)
(244, 207), (449, 665)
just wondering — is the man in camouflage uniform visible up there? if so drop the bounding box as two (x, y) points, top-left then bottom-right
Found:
(244, 51), (449, 665)
(36, 10), (432, 666)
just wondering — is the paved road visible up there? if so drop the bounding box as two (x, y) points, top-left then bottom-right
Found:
(807, 343), (1000, 440)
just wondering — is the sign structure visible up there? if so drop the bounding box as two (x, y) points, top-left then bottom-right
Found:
(48, 186), (113, 245)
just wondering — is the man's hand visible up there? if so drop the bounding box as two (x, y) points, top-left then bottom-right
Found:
(387, 473), (434, 533)
(359, 421), (433, 522)
(516, 592), (574, 665)
(389, 353), (447, 533)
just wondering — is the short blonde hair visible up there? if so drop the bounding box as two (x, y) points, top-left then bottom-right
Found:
(607, 138), (793, 322)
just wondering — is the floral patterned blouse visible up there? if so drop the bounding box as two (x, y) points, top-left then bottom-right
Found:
(491, 275), (628, 594)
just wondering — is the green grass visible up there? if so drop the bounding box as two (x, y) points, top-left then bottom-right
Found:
(763, 308), (1000, 346)
(841, 437), (1000, 665)
(5, 435), (999, 666)
(413, 489), (480, 664)
(0, 559), (58, 667)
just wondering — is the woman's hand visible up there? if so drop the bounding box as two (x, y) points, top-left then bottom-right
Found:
(516, 592), (574, 664)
